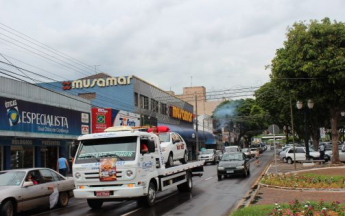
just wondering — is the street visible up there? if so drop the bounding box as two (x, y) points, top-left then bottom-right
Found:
(26, 150), (273, 216)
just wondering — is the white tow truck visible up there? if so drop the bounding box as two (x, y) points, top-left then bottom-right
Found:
(72, 126), (204, 209)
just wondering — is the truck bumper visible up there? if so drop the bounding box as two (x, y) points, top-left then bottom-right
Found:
(74, 186), (146, 199)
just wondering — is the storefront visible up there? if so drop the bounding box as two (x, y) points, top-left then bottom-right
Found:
(0, 77), (91, 171)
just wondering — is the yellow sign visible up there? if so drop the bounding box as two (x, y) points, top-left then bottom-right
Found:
(170, 106), (193, 123)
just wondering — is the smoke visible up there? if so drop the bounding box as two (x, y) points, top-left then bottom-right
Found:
(212, 100), (241, 131)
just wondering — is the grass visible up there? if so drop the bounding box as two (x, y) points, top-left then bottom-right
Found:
(231, 205), (276, 216)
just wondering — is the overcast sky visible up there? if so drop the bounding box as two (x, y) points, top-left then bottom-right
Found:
(0, 0), (344, 95)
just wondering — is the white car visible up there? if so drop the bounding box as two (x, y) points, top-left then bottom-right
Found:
(225, 146), (241, 153)
(198, 149), (219, 164)
(284, 147), (330, 164)
(158, 132), (188, 167)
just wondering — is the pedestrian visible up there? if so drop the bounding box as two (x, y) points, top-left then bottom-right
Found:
(57, 154), (69, 177)
(319, 143), (325, 164)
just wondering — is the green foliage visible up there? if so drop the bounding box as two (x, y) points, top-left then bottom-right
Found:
(231, 205), (275, 216)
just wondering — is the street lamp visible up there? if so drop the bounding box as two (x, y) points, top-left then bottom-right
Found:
(296, 99), (314, 160)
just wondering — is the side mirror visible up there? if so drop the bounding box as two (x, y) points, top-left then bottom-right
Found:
(147, 140), (155, 153)
(23, 181), (34, 187)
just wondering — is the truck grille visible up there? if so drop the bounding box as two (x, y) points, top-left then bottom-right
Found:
(84, 171), (123, 180)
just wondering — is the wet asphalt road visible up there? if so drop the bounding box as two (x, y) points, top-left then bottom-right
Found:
(28, 150), (273, 216)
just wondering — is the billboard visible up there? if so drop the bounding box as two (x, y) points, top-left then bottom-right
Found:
(92, 108), (112, 133)
(91, 108), (140, 133)
(1, 96), (90, 136)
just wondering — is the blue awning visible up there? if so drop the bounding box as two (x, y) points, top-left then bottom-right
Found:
(158, 123), (215, 144)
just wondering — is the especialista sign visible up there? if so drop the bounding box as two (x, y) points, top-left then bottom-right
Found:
(1, 96), (90, 136)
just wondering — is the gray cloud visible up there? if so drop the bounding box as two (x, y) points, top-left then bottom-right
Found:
(0, 0), (345, 94)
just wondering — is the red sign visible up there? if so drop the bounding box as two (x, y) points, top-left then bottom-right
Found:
(92, 108), (112, 133)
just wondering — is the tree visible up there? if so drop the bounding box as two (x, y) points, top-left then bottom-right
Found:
(270, 18), (345, 163)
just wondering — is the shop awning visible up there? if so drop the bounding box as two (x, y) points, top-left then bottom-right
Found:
(158, 123), (215, 144)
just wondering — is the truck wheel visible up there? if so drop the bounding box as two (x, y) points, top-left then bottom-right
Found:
(180, 151), (188, 164)
(58, 192), (69, 207)
(1, 200), (14, 216)
(177, 172), (193, 192)
(139, 182), (156, 207)
(166, 153), (174, 167)
(87, 199), (103, 209)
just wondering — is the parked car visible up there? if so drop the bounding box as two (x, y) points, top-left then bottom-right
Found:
(0, 168), (74, 216)
(225, 146), (241, 153)
(158, 132), (188, 167)
(279, 147), (290, 162)
(198, 149), (219, 165)
(217, 152), (250, 180)
(250, 144), (262, 153)
(325, 144), (345, 162)
(284, 147), (330, 164)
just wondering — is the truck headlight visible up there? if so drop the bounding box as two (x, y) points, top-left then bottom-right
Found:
(126, 170), (133, 177)
(75, 172), (81, 179)
(236, 166), (244, 169)
(217, 167), (225, 170)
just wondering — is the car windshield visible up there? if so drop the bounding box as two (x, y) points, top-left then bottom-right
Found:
(200, 149), (214, 155)
(221, 153), (243, 161)
(158, 133), (170, 142)
(0, 171), (26, 186)
(226, 147), (238, 152)
(75, 136), (138, 164)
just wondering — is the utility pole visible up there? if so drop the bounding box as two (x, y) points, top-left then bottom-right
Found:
(195, 94), (199, 156)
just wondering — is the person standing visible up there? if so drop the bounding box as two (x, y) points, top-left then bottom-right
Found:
(319, 143), (325, 164)
(57, 154), (69, 177)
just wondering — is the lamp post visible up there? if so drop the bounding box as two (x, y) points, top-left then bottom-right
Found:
(296, 99), (314, 160)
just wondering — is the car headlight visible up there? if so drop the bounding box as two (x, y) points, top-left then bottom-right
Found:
(236, 166), (244, 169)
(75, 172), (81, 179)
(126, 170), (133, 177)
(217, 167), (225, 170)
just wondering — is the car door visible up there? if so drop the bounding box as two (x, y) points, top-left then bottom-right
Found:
(176, 133), (186, 158)
(296, 148), (306, 161)
(21, 170), (51, 211)
(171, 133), (181, 159)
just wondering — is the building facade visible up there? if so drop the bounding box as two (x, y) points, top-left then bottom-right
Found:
(0, 77), (91, 170)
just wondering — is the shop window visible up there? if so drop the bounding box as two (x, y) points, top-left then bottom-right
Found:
(160, 103), (167, 115)
(151, 99), (159, 112)
(140, 95), (149, 110)
(41, 146), (58, 170)
(134, 93), (139, 107)
(10, 146), (34, 169)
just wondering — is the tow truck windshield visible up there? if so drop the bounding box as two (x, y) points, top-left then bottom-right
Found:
(75, 136), (138, 164)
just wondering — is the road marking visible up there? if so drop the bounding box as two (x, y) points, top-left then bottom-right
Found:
(121, 207), (143, 216)
(204, 177), (213, 181)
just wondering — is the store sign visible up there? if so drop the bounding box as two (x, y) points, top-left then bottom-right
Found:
(42, 140), (61, 146)
(12, 139), (33, 145)
(1, 96), (90, 136)
(112, 110), (140, 127)
(169, 106), (193, 123)
(62, 76), (133, 90)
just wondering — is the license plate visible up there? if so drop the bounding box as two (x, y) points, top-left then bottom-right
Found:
(95, 191), (110, 196)
(226, 170), (234, 173)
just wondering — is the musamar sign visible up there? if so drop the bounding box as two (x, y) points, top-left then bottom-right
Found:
(62, 76), (132, 90)
(169, 106), (193, 123)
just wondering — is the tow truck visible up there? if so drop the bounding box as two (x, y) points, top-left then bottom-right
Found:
(72, 126), (204, 209)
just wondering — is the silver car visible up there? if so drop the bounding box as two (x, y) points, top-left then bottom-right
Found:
(0, 168), (74, 216)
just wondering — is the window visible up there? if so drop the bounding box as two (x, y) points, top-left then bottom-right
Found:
(288, 149), (295, 153)
(40, 169), (55, 183)
(140, 95), (149, 109)
(151, 99), (159, 112)
(134, 93), (139, 107)
(51, 170), (65, 181)
(296, 148), (305, 153)
(160, 103), (167, 115)
(10, 146), (33, 169)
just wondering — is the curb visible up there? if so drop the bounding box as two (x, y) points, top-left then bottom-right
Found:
(260, 183), (345, 192)
(232, 154), (273, 212)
